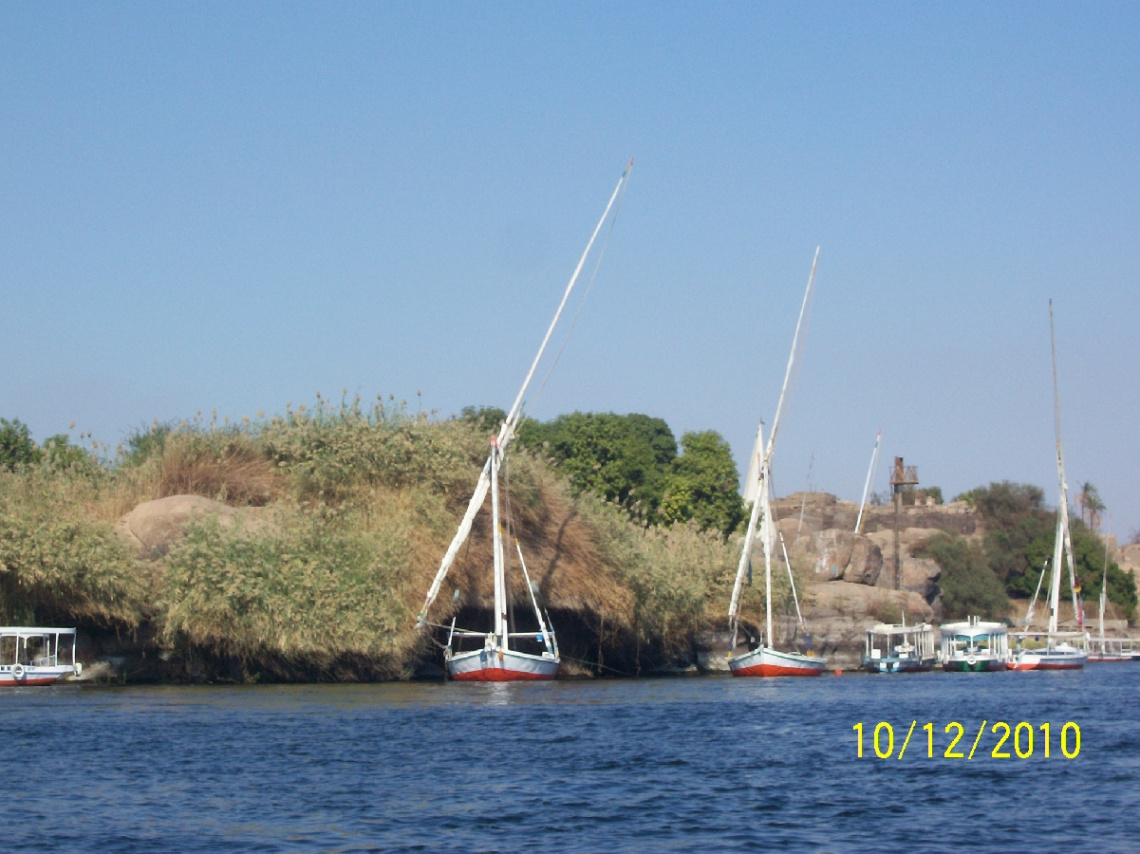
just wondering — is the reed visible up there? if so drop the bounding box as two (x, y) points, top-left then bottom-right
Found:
(0, 467), (149, 626)
(1, 400), (746, 678)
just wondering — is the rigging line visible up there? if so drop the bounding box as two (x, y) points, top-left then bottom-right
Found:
(529, 167), (633, 410)
(558, 653), (634, 677)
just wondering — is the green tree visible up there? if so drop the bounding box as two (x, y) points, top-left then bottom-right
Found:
(967, 482), (1052, 596)
(1077, 481), (1105, 531)
(124, 421), (172, 465)
(659, 430), (745, 537)
(459, 406), (507, 437)
(0, 418), (40, 471)
(962, 481), (1136, 618)
(518, 412), (677, 523)
(916, 532), (1011, 620)
(918, 486), (943, 505)
(41, 434), (95, 472)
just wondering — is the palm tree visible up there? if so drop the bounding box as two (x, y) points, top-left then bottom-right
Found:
(1078, 481), (1105, 531)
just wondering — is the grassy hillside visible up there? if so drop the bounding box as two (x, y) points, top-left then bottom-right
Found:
(0, 397), (744, 680)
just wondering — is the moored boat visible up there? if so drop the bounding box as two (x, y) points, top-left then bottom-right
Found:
(1086, 536), (1133, 663)
(415, 160), (634, 682)
(727, 249), (826, 678)
(1010, 301), (1087, 673)
(0, 627), (83, 686)
(862, 619), (936, 673)
(1008, 633), (1087, 671)
(730, 644), (826, 677)
(1087, 637), (1136, 663)
(940, 617), (1010, 672)
(446, 643), (560, 682)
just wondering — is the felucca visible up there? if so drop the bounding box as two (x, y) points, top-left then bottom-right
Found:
(415, 160), (633, 681)
(727, 249), (827, 677)
(1010, 301), (1087, 671)
(1086, 538), (1133, 662)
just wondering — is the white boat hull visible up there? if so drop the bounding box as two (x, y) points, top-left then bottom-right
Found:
(863, 657), (934, 673)
(728, 646), (826, 677)
(447, 646), (559, 682)
(0, 663), (79, 686)
(1009, 645), (1086, 671)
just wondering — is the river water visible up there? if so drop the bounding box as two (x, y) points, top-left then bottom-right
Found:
(6, 665), (1138, 852)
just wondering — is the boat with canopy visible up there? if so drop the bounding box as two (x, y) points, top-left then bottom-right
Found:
(415, 160), (633, 681)
(940, 617), (1010, 671)
(0, 627), (83, 686)
(862, 614), (936, 673)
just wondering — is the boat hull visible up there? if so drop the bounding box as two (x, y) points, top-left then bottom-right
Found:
(447, 647), (559, 682)
(0, 665), (78, 686)
(1008, 648), (1086, 671)
(729, 646), (826, 677)
(942, 656), (1007, 672)
(863, 658), (934, 674)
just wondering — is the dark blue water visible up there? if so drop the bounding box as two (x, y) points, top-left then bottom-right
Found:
(5, 666), (1138, 852)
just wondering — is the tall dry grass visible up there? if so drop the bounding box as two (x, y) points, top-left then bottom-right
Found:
(258, 395), (486, 504)
(2, 398), (747, 677)
(0, 467), (149, 626)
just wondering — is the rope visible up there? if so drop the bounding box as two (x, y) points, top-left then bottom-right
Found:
(559, 653), (634, 677)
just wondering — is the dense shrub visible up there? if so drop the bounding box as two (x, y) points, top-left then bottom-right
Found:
(0, 469), (148, 626)
(916, 532), (1010, 620)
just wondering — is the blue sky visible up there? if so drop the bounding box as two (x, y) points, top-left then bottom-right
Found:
(3, 3), (1138, 536)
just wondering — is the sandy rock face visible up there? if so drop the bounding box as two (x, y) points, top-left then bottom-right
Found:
(795, 530), (884, 586)
(115, 495), (241, 557)
(872, 556), (942, 601)
(800, 581), (935, 669)
(1119, 544), (1140, 582)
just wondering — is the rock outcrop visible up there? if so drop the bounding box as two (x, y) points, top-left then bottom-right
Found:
(115, 495), (241, 558)
(114, 494), (273, 559)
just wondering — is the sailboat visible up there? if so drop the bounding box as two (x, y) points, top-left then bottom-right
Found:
(1009, 301), (1087, 671)
(415, 160), (634, 681)
(727, 249), (827, 677)
(1088, 541), (1132, 662)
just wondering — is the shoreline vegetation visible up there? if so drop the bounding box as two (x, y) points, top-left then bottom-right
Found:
(0, 403), (1135, 683)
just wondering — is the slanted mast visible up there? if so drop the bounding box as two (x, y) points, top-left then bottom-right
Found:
(416, 160), (634, 681)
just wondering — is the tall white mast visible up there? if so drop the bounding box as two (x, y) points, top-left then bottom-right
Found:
(1048, 300), (1081, 634)
(761, 463), (774, 648)
(761, 247), (819, 470)
(490, 439), (506, 646)
(728, 248), (820, 645)
(417, 159), (634, 627)
(729, 422), (765, 640)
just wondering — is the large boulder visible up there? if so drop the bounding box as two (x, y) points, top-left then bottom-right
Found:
(875, 555), (942, 602)
(1119, 543), (1140, 583)
(797, 530), (883, 585)
(115, 495), (243, 558)
(797, 581), (936, 669)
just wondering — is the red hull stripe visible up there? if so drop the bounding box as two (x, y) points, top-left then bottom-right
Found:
(731, 662), (824, 677)
(450, 667), (556, 682)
